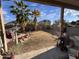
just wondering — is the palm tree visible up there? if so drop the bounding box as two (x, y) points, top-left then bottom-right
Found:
(32, 9), (40, 30)
(10, 0), (31, 44)
(10, 0), (30, 32)
(0, 0), (8, 52)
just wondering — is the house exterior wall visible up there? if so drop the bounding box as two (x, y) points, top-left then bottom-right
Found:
(67, 27), (79, 36)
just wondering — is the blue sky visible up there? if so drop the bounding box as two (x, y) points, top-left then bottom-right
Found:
(2, 1), (79, 24)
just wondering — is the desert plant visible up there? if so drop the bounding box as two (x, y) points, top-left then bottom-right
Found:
(32, 9), (40, 30)
(10, 0), (31, 32)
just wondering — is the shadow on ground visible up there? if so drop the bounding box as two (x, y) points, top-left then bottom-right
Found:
(32, 47), (69, 59)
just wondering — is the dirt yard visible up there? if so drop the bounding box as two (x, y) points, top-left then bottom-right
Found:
(8, 31), (58, 55)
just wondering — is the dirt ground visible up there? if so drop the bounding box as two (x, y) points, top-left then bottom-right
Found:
(8, 31), (58, 55)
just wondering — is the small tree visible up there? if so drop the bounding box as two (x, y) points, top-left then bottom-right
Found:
(32, 9), (40, 30)
(10, 0), (31, 44)
(10, 0), (31, 32)
(42, 20), (51, 29)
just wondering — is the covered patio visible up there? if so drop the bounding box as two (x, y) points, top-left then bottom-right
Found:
(0, 0), (79, 59)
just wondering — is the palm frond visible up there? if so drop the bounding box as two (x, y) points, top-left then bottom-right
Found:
(10, 5), (15, 8)
(10, 0), (32, 31)
(13, 0), (18, 6)
(25, 9), (30, 12)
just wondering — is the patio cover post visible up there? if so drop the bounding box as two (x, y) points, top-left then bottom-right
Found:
(60, 6), (64, 36)
(0, 0), (8, 52)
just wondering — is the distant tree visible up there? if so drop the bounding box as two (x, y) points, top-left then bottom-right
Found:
(76, 20), (79, 22)
(53, 20), (69, 26)
(38, 20), (51, 30)
(76, 20), (79, 25)
(44, 20), (51, 29)
(53, 20), (60, 25)
(71, 21), (76, 25)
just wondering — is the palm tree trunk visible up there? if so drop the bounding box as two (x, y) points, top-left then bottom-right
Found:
(22, 27), (25, 32)
(0, 0), (8, 52)
(35, 22), (37, 30)
(21, 24), (25, 33)
(21, 22), (27, 33)
(15, 31), (18, 44)
(15, 23), (18, 44)
(34, 16), (37, 31)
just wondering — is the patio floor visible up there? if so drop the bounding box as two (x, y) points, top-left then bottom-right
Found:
(31, 47), (69, 59)
(15, 46), (69, 59)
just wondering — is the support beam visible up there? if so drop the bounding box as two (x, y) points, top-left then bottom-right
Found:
(27, 0), (79, 11)
(60, 7), (64, 36)
(0, 0), (8, 52)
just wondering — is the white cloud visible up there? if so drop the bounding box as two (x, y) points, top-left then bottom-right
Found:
(3, 10), (8, 15)
(40, 11), (46, 17)
(64, 9), (68, 16)
(30, 3), (39, 7)
(46, 13), (56, 19)
(49, 10), (54, 13)
(6, 15), (10, 18)
(64, 9), (79, 17)
(49, 9), (58, 13)
(43, 10), (48, 12)
(39, 11), (56, 20)
(40, 11), (56, 17)
(64, 9), (71, 16)
(38, 12), (55, 21)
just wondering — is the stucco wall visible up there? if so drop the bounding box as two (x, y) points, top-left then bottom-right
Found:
(67, 27), (79, 36)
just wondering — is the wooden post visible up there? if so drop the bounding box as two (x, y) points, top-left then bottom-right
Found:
(60, 7), (64, 36)
(0, 0), (8, 52)
(15, 31), (18, 45)
(15, 22), (19, 44)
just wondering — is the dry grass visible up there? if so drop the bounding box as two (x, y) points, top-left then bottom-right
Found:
(8, 31), (58, 55)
